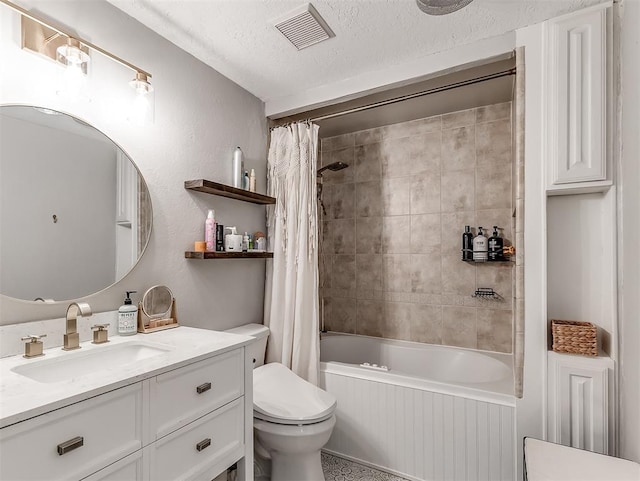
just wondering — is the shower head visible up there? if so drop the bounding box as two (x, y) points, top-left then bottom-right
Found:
(317, 161), (349, 177)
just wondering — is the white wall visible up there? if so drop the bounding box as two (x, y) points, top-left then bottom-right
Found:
(1, 114), (117, 301)
(618, 0), (640, 463)
(0, 0), (268, 330)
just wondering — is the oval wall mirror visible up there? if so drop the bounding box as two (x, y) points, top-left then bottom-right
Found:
(0, 105), (152, 302)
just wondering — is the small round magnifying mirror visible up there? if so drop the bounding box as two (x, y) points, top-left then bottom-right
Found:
(141, 285), (174, 320)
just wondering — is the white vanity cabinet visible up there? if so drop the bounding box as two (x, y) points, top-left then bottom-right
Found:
(0, 338), (253, 481)
(545, 2), (612, 195)
(0, 383), (144, 481)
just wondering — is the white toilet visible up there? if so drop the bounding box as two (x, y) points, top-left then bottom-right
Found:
(226, 323), (336, 481)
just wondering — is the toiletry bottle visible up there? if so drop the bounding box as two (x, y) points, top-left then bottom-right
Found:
(243, 170), (249, 190)
(462, 225), (473, 261)
(473, 227), (488, 262)
(216, 224), (225, 251)
(118, 291), (138, 336)
(225, 226), (242, 251)
(205, 209), (215, 251)
(488, 226), (504, 261)
(249, 169), (256, 192)
(232, 147), (243, 188)
(242, 232), (249, 252)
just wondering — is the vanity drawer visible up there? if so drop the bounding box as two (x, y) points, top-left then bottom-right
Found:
(149, 397), (244, 481)
(0, 383), (143, 481)
(150, 348), (244, 439)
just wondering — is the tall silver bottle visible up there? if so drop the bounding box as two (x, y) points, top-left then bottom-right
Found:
(232, 147), (244, 188)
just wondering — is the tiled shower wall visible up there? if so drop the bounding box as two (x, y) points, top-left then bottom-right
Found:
(319, 102), (514, 353)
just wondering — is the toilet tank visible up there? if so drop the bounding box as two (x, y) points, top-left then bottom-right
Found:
(225, 323), (270, 368)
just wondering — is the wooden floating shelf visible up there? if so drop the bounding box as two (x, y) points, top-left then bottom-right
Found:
(185, 251), (273, 259)
(184, 179), (276, 205)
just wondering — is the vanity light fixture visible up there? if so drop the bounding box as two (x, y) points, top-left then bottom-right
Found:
(0, 0), (154, 117)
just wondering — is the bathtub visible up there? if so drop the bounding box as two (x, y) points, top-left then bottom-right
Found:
(319, 333), (516, 481)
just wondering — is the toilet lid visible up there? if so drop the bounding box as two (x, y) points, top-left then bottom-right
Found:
(253, 363), (336, 424)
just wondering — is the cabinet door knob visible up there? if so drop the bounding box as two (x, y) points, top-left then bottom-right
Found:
(57, 436), (84, 455)
(196, 438), (211, 452)
(196, 382), (211, 394)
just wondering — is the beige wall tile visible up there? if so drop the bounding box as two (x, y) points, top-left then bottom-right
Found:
(382, 116), (441, 140)
(476, 119), (512, 167)
(442, 306), (477, 349)
(477, 308), (513, 353)
(355, 126), (384, 146)
(442, 109), (476, 130)
(383, 254), (412, 292)
(441, 212), (475, 256)
(355, 143), (382, 182)
(475, 209), (513, 245)
(410, 213), (441, 254)
(381, 134), (440, 179)
(357, 299), (385, 337)
(331, 183), (356, 219)
(442, 254), (476, 295)
(382, 177), (411, 215)
(476, 102), (511, 123)
(476, 164), (512, 211)
(442, 126), (476, 172)
(332, 255), (356, 291)
(411, 254), (442, 294)
(356, 217), (382, 254)
(321, 220), (333, 253)
(324, 297), (356, 334)
(476, 264), (513, 310)
(333, 219), (355, 254)
(320, 254), (332, 288)
(410, 173), (441, 214)
(383, 215), (411, 254)
(441, 169), (475, 212)
(410, 304), (443, 344)
(356, 254), (383, 291)
(356, 181), (382, 217)
(384, 302), (413, 340)
(322, 133), (355, 151)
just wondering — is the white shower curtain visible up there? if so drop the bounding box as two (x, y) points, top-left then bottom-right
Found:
(264, 122), (320, 385)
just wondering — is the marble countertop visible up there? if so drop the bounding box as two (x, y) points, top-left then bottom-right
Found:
(0, 326), (254, 429)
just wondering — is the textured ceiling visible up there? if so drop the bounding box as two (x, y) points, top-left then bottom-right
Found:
(107, 0), (602, 105)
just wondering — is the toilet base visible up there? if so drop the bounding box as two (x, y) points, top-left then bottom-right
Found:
(270, 451), (324, 481)
(254, 415), (336, 481)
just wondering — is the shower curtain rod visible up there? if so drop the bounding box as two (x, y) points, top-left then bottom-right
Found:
(302, 67), (516, 124)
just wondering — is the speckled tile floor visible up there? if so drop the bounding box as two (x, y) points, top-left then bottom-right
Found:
(321, 453), (410, 481)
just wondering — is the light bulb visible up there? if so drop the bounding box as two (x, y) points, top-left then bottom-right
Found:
(56, 38), (89, 67)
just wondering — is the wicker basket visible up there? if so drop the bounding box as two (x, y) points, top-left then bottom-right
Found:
(551, 320), (598, 356)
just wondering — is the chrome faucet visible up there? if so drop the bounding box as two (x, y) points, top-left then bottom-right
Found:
(63, 302), (92, 351)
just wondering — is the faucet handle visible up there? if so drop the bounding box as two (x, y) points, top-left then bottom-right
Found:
(21, 334), (46, 358)
(91, 324), (110, 344)
(21, 334), (47, 342)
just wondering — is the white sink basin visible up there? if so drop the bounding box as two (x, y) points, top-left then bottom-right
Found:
(11, 341), (173, 383)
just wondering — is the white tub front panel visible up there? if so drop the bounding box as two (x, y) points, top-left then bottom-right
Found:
(321, 371), (515, 481)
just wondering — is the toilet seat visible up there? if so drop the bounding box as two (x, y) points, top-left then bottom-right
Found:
(253, 363), (336, 426)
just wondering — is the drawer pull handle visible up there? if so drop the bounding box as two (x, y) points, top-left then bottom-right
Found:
(57, 436), (84, 455)
(196, 438), (211, 452)
(196, 382), (211, 394)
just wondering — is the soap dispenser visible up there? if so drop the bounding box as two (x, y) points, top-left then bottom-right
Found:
(473, 227), (488, 262)
(118, 291), (138, 336)
(488, 226), (504, 261)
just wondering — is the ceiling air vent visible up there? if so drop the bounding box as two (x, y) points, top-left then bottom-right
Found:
(273, 3), (335, 50)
